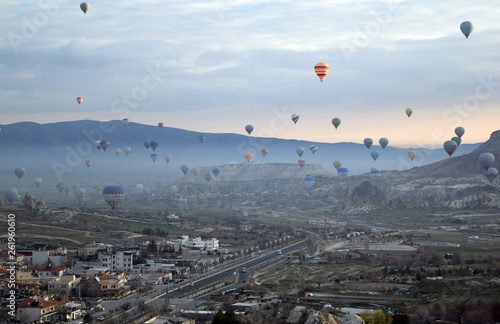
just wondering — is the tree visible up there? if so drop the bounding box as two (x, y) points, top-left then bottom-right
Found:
(212, 309), (241, 324)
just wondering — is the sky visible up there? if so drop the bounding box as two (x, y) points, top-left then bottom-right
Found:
(1, 0), (499, 149)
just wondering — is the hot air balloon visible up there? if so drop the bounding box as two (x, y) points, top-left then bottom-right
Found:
(181, 164), (190, 175)
(333, 160), (342, 170)
(124, 147), (132, 156)
(114, 148), (122, 157)
(455, 127), (465, 138)
(64, 185), (71, 196)
(199, 135), (206, 143)
(34, 178), (43, 188)
(370, 150), (379, 161)
(191, 167), (199, 176)
(244, 152), (253, 162)
(170, 185), (178, 194)
(245, 124), (254, 135)
(261, 148), (268, 157)
(95, 140), (102, 150)
(296, 147), (305, 157)
(460, 21), (473, 39)
(102, 185), (124, 210)
(99, 139), (110, 151)
(310, 145), (318, 154)
(331, 118), (341, 130)
(363, 138), (373, 149)
(150, 140), (158, 151)
(298, 159), (306, 169)
(451, 136), (462, 146)
(80, 2), (90, 14)
(4, 188), (19, 204)
(212, 167), (220, 178)
(291, 114), (300, 124)
(337, 167), (349, 178)
(122, 118), (129, 126)
(405, 108), (413, 117)
(478, 152), (495, 170)
(164, 155), (172, 163)
(408, 151), (416, 161)
(443, 140), (458, 157)
(56, 182), (65, 194)
(158, 122), (164, 129)
(15, 167), (25, 179)
(304, 175), (315, 188)
(144, 141), (151, 149)
(486, 168), (498, 182)
(135, 184), (144, 192)
(74, 188), (86, 203)
(204, 173), (212, 183)
(85, 159), (92, 168)
(314, 62), (329, 82)
(150, 153), (158, 162)
(379, 137), (389, 149)
(370, 169), (381, 179)
(76, 96), (83, 104)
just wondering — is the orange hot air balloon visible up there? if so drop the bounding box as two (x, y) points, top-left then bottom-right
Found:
(76, 97), (83, 104)
(244, 152), (253, 162)
(314, 62), (330, 82)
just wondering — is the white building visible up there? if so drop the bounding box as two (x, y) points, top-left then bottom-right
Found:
(98, 250), (134, 271)
(177, 236), (219, 252)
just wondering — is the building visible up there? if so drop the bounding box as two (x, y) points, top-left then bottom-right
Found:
(99, 250), (134, 271)
(48, 274), (81, 296)
(18, 243), (67, 267)
(84, 272), (127, 298)
(35, 264), (66, 284)
(177, 236), (219, 252)
(77, 242), (113, 261)
(17, 298), (60, 323)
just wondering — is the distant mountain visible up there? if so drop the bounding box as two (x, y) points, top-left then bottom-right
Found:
(0, 120), (483, 189)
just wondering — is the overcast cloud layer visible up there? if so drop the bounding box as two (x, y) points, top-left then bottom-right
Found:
(1, 0), (499, 148)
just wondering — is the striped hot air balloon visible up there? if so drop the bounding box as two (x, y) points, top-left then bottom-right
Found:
(314, 62), (330, 82)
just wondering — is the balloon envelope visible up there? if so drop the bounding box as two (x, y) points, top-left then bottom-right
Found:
(379, 137), (389, 149)
(204, 173), (212, 183)
(331, 118), (341, 129)
(212, 167), (220, 178)
(76, 96), (83, 104)
(85, 159), (92, 167)
(310, 145), (318, 154)
(99, 139), (110, 151)
(298, 159), (306, 169)
(333, 160), (342, 170)
(80, 2), (90, 14)
(15, 167), (25, 179)
(199, 135), (205, 143)
(150, 153), (158, 162)
(34, 178), (43, 188)
(245, 124), (254, 135)
(150, 140), (158, 151)
(144, 141), (150, 149)
(304, 175), (315, 188)
(124, 147), (132, 156)
(455, 126), (465, 138)
(443, 140), (458, 157)
(291, 114), (300, 124)
(337, 167), (349, 178)
(122, 118), (129, 126)
(74, 188), (86, 203)
(244, 152), (253, 162)
(460, 21), (473, 39)
(370, 150), (379, 161)
(405, 108), (413, 117)
(296, 147), (305, 157)
(261, 148), (268, 157)
(158, 122), (164, 129)
(408, 151), (416, 161)
(363, 138), (373, 149)
(102, 186), (124, 210)
(164, 155), (172, 163)
(181, 164), (190, 175)
(486, 168), (498, 182)
(314, 62), (329, 82)
(478, 152), (495, 170)
(114, 148), (122, 156)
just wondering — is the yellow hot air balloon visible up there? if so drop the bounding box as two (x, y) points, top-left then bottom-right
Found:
(314, 62), (330, 82)
(408, 151), (416, 161)
(244, 152), (253, 162)
(405, 108), (413, 118)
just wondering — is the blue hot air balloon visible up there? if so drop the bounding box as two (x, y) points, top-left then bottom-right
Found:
(363, 138), (373, 149)
(212, 167), (220, 178)
(379, 137), (389, 149)
(102, 186), (125, 210)
(337, 167), (349, 178)
(150, 153), (158, 162)
(370, 150), (380, 161)
(485, 168), (498, 182)
(245, 124), (254, 135)
(150, 140), (159, 151)
(304, 175), (315, 188)
(144, 141), (150, 149)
